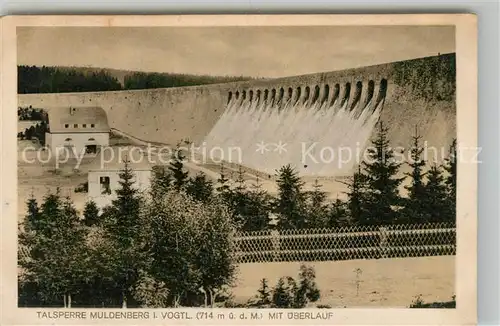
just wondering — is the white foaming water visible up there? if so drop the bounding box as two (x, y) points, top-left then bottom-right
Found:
(203, 95), (383, 177)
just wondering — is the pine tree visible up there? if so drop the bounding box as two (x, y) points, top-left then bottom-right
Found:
(185, 172), (213, 202)
(327, 198), (350, 227)
(256, 278), (271, 306)
(169, 145), (189, 191)
(362, 122), (405, 225)
(443, 139), (457, 223)
(18, 191), (89, 307)
(422, 164), (450, 222)
(83, 200), (100, 227)
(341, 166), (369, 225)
(109, 159), (141, 245)
(234, 166), (246, 192)
(306, 179), (328, 228)
(103, 159), (144, 308)
(151, 165), (173, 196)
(402, 126), (428, 224)
(58, 197), (91, 308)
(275, 164), (307, 229)
(24, 192), (40, 232)
(244, 178), (272, 231)
(227, 166), (249, 228)
(293, 265), (321, 308)
(272, 277), (296, 308)
(216, 163), (231, 195)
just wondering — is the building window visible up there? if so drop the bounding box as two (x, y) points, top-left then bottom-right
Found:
(83, 124), (87, 128)
(100, 176), (111, 195)
(64, 124), (69, 128)
(74, 124), (78, 128)
(91, 124), (95, 128)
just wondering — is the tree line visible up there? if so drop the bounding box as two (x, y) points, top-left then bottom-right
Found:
(18, 66), (122, 94)
(18, 106), (47, 121)
(17, 121), (48, 145)
(19, 160), (238, 308)
(148, 121), (456, 230)
(18, 66), (252, 94)
(393, 53), (456, 102)
(18, 122), (456, 307)
(17, 107), (49, 145)
(123, 72), (251, 90)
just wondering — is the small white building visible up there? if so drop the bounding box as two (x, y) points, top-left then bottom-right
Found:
(46, 106), (110, 156)
(87, 146), (153, 210)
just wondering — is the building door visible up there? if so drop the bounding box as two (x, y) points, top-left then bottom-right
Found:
(100, 176), (111, 194)
(86, 138), (98, 154)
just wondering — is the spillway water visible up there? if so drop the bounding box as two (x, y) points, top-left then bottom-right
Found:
(203, 94), (384, 177)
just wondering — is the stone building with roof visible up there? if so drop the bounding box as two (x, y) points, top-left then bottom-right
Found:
(86, 146), (153, 209)
(46, 106), (110, 156)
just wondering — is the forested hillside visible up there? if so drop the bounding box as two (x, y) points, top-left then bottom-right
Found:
(18, 65), (253, 94)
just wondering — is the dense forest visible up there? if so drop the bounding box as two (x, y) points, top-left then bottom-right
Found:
(123, 72), (251, 90)
(393, 53), (456, 101)
(18, 65), (252, 94)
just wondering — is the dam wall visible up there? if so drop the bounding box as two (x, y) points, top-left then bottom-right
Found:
(18, 54), (456, 177)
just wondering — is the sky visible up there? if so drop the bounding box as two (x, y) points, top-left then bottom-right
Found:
(17, 26), (455, 78)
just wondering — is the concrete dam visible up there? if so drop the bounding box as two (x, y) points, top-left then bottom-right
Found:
(18, 54), (456, 178)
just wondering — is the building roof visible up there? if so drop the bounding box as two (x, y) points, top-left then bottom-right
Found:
(87, 146), (154, 172)
(47, 106), (110, 133)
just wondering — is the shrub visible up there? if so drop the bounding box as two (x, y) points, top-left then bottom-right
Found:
(409, 294), (456, 308)
(250, 265), (322, 308)
(272, 276), (297, 308)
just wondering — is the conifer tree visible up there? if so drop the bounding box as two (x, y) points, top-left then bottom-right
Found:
(151, 165), (173, 196)
(58, 196), (91, 307)
(227, 172), (272, 231)
(216, 163), (231, 195)
(102, 159), (144, 308)
(443, 139), (457, 223)
(402, 126), (428, 224)
(169, 145), (189, 191)
(275, 164), (307, 229)
(185, 172), (213, 202)
(256, 278), (271, 306)
(422, 164), (450, 222)
(244, 178), (273, 231)
(109, 159), (141, 244)
(293, 265), (321, 308)
(327, 198), (350, 227)
(19, 191), (89, 307)
(341, 166), (369, 225)
(306, 179), (328, 228)
(83, 200), (100, 227)
(227, 166), (249, 228)
(362, 122), (405, 224)
(24, 192), (40, 232)
(272, 277), (297, 308)
(234, 166), (246, 192)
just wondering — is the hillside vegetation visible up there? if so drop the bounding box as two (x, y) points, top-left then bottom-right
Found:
(18, 65), (254, 94)
(392, 53), (456, 102)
